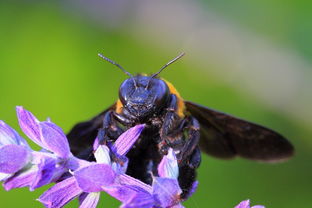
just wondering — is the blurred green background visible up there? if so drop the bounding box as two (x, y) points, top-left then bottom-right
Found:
(0, 1), (311, 207)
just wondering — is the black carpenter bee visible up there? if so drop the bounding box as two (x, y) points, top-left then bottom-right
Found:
(67, 53), (294, 199)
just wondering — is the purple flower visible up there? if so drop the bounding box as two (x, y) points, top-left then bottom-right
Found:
(0, 120), (32, 183)
(0, 144), (30, 174)
(235, 199), (265, 208)
(114, 148), (187, 208)
(38, 125), (145, 208)
(16, 106), (72, 159)
(38, 162), (109, 208)
(38, 177), (83, 208)
(0, 107), (81, 191)
(0, 120), (31, 177)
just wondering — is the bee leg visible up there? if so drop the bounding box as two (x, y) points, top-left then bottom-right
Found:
(74, 111), (120, 159)
(159, 95), (200, 199)
(162, 94), (179, 134)
(178, 116), (201, 199)
(112, 111), (134, 126)
(97, 110), (124, 145)
(188, 146), (201, 169)
(178, 161), (197, 200)
(159, 94), (182, 154)
(179, 116), (200, 166)
(96, 111), (113, 145)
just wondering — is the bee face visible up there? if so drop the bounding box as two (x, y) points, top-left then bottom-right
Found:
(118, 75), (170, 118)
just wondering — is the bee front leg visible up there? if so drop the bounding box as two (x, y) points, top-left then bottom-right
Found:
(97, 110), (124, 145)
(112, 111), (134, 126)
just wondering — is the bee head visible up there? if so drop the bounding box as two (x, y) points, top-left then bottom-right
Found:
(98, 52), (185, 119)
(119, 75), (170, 118)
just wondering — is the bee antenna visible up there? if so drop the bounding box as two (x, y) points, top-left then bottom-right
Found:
(145, 52), (185, 89)
(151, 52), (185, 78)
(98, 53), (138, 88)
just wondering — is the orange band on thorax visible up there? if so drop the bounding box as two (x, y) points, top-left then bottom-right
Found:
(162, 79), (185, 118)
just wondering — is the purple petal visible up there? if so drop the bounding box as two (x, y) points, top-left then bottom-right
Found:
(112, 124), (145, 156)
(103, 174), (153, 203)
(38, 177), (82, 208)
(78, 193), (88, 205)
(31, 151), (57, 165)
(235, 200), (265, 208)
(16, 106), (43, 147)
(39, 122), (71, 158)
(0, 121), (28, 147)
(74, 164), (116, 192)
(190, 180), (199, 192)
(66, 156), (92, 171)
(30, 156), (57, 191)
(0, 144), (30, 174)
(158, 148), (179, 179)
(120, 191), (154, 208)
(235, 200), (250, 208)
(182, 180), (198, 201)
(79, 192), (100, 208)
(152, 177), (182, 208)
(103, 185), (139, 203)
(3, 165), (37, 190)
(118, 174), (152, 193)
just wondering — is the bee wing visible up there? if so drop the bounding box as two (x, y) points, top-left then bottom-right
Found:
(67, 103), (116, 158)
(185, 101), (294, 162)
